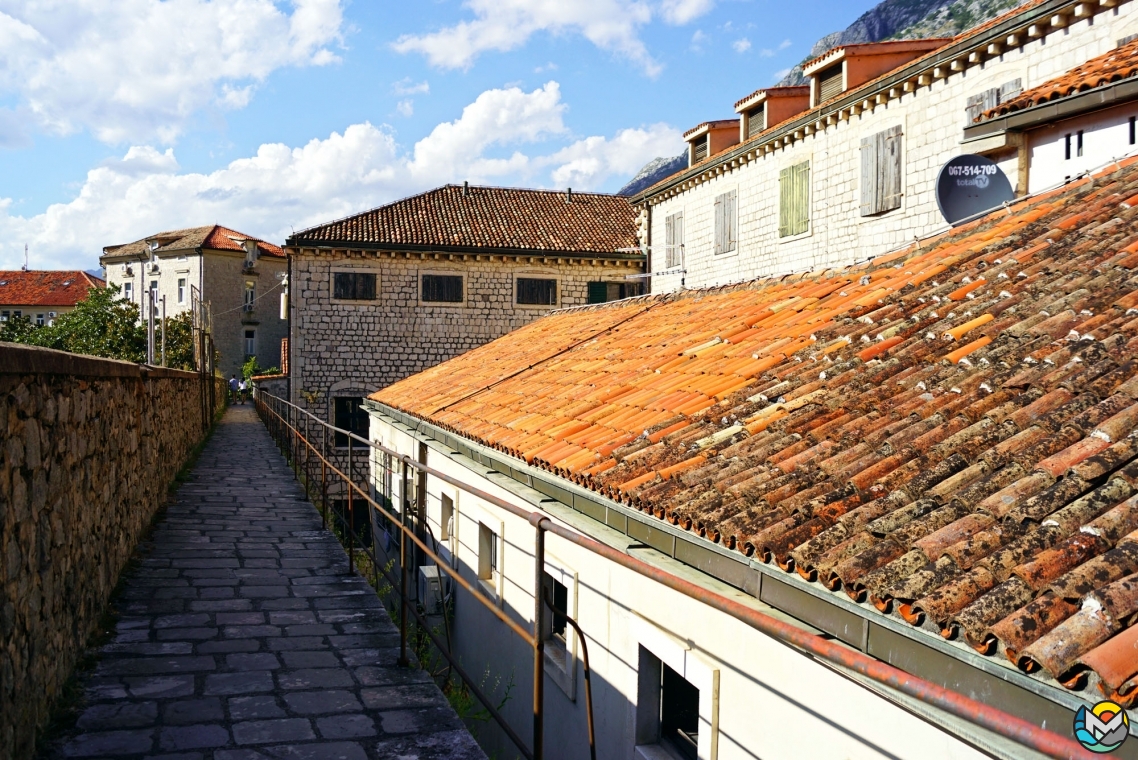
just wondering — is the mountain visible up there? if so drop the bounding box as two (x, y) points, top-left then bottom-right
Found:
(777, 0), (1031, 85)
(617, 153), (688, 196)
(617, 0), (1030, 196)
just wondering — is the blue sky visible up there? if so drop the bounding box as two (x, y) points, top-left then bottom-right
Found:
(0, 0), (871, 271)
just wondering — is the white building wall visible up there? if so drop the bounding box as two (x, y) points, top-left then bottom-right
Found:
(368, 412), (997, 760)
(648, 4), (1138, 292)
(1026, 100), (1138, 192)
(104, 252), (202, 321)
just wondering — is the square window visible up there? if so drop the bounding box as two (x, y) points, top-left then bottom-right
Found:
(333, 272), (377, 300)
(516, 277), (557, 305)
(334, 397), (369, 448)
(422, 274), (464, 303)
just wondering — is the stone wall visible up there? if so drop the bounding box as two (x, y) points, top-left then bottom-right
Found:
(647, 1), (1138, 291)
(0, 343), (220, 758)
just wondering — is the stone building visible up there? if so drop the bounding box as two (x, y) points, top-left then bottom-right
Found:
(0, 270), (104, 326)
(284, 184), (643, 484)
(634, 0), (1138, 292)
(101, 226), (287, 377)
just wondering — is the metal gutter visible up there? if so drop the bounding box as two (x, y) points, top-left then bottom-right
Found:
(630, 0), (1090, 205)
(282, 240), (645, 262)
(368, 400), (1137, 756)
(964, 78), (1138, 140)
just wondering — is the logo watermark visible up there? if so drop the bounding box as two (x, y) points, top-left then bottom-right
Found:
(1074, 700), (1130, 754)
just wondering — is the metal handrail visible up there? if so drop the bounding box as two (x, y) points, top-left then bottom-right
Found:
(255, 391), (1101, 760)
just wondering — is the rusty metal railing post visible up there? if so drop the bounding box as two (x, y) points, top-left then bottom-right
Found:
(531, 515), (547, 760)
(398, 456), (411, 667)
(303, 414), (310, 499)
(347, 434), (355, 573)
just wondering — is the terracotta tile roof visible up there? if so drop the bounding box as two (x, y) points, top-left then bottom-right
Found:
(288, 184), (638, 257)
(733, 86), (810, 111)
(639, 0), (1053, 200)
(375, 155), (1138, 706)
(0, 271), (104, 308)
(801, 38), (953, 74)
(683, 120), (739, 139)
(102, 225), (284, 259)
(979, 36), (1138, 122)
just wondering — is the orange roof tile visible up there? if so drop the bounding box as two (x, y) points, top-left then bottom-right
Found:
(375, 157), (1138, 704)
(0, 271), (104, 308)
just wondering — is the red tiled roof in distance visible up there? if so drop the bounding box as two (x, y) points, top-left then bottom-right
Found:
(288, 184), (638, 257)
(102, 225), (283, 260)
(0, 271), (104, 307)
(979, 36), (1138, 122)
(374, 154), (1138, 705)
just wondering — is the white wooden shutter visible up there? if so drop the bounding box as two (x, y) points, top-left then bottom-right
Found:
(673, 212), (684, 267)
(714, 195), (725, 254)
(726, 192), (737, 253)
(665, 214), (675, 268)
(860, 135), (877, 217)
(881, 126), (903, 213)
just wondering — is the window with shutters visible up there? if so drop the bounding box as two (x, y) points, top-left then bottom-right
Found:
(745, 104), (765, 140)
(859, 126), (903, 217)
(664, 212), (684, 269)
(587, 281), (643, 303)
(516, 277), (557, 305)
(421, 274), (464, 303)
(815, 64), (843, 104)
(713, 190), (737, 255)
(333, 272), (377, 301)
(965, 79), (1022, 122)
(692, 135), (709, 163)
(779, 162), (810, 238)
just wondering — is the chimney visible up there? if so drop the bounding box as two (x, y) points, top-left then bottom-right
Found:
(462, 181), (469, 196)
(566, 187), (573, 204)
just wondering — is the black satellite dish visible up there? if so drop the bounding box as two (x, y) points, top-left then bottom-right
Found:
(935, 154), (1015, 226)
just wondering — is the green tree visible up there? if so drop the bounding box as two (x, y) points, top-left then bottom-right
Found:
(241, 356), (279, 381)
(0, 315), (38, 344)
(163, 311), (197, 370)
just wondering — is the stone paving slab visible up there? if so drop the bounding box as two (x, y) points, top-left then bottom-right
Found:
(47, 406), (485, 760)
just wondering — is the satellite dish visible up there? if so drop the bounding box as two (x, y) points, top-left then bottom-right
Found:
(935, 154), (1015, 226)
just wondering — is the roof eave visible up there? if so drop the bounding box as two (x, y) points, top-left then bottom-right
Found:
(282, 240), (645, 261)
(964, 76), (1138, 139)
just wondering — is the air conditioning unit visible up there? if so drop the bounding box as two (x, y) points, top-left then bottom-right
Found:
(418, 565), (445, 615)
(242, 304), (255, 313)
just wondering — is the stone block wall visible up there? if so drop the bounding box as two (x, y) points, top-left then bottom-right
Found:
(0, 344), (217, 758)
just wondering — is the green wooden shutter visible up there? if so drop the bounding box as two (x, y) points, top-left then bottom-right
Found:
(779, 167), (791, 237)
(780, 162), (810, 237)
(587, 282), (608, 304)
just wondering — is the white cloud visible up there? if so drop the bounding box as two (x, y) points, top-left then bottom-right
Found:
(0, 0), (345, 145)
(773, 67), (791, 81)
(690, 29), (708, 52)
(761, 38), (791, 57)
(392, 0), (716, 76)
(779, 38), (792, 50)
(732, 38), (750, 53)
(392, 78), (430, 96)
(396, 100), (414, 117)
(0, 82), (679, 270)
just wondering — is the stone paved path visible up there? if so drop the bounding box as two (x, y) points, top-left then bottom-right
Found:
(49, 405), (485, 760)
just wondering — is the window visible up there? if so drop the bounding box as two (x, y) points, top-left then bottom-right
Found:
(149, 280), (159, 316)
(541, 572), (569, 644)
(691, 135), (708, 164)
(1065, 133), (1073, 160)
(516, 277), (557, 305)
(440, 493), (454, 541)
(12, 310), (21, 319)
(1131, 116), (1136, 146)
(1077, 130), (1085, 157)
(334, 397), (369, 448)
(745, 104), (765, 140)
(0, 311), (8, 322)
(860, 125), (903, 216)
(35, 314), (44, 326)
(664, 212), (684, 269)
(244, 329), (256, 357)
(965, 80), (1023, 122)
(333, 272), (377, 300)
(713, 190), (737, 255)
(815, 63), (843, 104)
(421, 274), (463, 303)
(779, 161), (811, 237)
(123, 282), (133, 301)
(637, 648), (701, 760)
(478, 522), (498, 582)
(244, 281), (255, 310)
(587, 281), (644, 304)
(177, 278), (186, 304)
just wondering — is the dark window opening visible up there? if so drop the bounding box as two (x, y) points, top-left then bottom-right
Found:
(478, 522), (498, 582)
(1077, 130), (1084, 157)
(661, 664), (700, 760)
(334, 396), (369, 448)
(587, 281), (644, 304)
(440, 494), (453, 540)
(422, 274), (463, 303)
(1065, 133), (1072, 160)
(331, 498), (372, 545)
(1130, 116), (1136, 145)
(541, 572), (569, 643)
(333, 272), (377, 300)
(516, 277), (557, 305)
(691, 136), (708, 163)
(815, 63), (844, 104)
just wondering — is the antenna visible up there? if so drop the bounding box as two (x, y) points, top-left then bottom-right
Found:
(23, 243), (28, 271)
